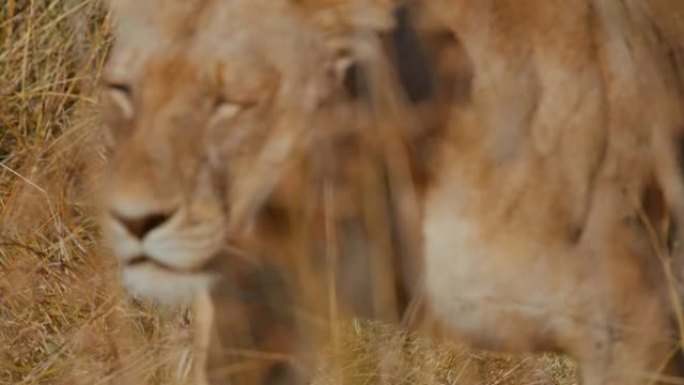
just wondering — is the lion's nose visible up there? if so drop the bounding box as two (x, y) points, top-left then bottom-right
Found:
(112, 211), (174, 239)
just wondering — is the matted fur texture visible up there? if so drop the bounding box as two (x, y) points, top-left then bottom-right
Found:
(101, 0), (684, 384)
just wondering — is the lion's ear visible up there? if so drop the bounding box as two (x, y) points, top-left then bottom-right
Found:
(329, 3), (467, 105)
(333, 53), (370, 100)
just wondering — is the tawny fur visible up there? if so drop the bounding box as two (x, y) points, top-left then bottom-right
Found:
(101, 1), (684, 384)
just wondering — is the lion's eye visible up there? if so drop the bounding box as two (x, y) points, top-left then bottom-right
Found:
(213, 101), (241, 121)
(208, 98), (249, 128)
(105, 82), (134, 120)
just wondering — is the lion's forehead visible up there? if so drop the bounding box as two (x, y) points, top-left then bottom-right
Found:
(111, 0), (320, 51)
(110, 0), (398, 32)
(108, 2), (330, 90)
(110, 0), (270, 34)
(108, 0), (405, 70)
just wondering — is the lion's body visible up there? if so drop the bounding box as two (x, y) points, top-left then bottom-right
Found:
(102, 0), (684, 384)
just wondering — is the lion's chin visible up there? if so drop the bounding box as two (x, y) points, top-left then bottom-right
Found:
(121, 262), (219, 304)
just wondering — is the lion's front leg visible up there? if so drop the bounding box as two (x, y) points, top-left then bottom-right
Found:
(569, 267), (679, 385)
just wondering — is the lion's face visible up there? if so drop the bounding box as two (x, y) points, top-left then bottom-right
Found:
(100, 0), (351, 303)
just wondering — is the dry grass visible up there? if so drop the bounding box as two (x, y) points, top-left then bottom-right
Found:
(0, 1), (577, 384)
(315, 322), (577, 385)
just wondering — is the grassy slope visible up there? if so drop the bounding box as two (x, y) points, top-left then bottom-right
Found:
(0, 1), (576, 384)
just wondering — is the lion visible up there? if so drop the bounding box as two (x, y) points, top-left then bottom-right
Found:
(100, 0), (684, 384)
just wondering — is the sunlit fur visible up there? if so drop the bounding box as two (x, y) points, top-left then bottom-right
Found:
(101, 0), (684, 384)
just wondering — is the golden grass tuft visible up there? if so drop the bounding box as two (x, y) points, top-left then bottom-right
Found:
(0, 1), (577, 384)
(316, 322), (577, 385)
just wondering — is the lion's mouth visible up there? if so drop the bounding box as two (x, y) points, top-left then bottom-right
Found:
(122, 243), (249, 277)
(125, 254), (211, 274)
